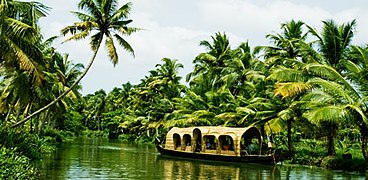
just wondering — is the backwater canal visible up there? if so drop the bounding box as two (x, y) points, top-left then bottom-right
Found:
(39, 137), (366, 179)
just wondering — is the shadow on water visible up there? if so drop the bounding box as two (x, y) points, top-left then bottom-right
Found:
(39, 137), (367, 179)
(155, 155), (281, 180)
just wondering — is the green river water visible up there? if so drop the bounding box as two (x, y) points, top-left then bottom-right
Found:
(39, 138), (366, 179)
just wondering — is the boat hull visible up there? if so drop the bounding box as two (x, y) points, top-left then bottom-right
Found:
(156, 145), (275, 164)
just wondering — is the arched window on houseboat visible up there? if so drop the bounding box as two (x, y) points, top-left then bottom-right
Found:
(240, 127), (263, 156)
(193, 128), (202, 152)
(219, 135), (234, 151)
(183, 134), (191, 146)
(203, 135), (217, 150)
(173, 133), (181, 150)
(182, 134), (192, 151)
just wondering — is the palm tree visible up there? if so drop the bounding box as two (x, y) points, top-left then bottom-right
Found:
(345, 45), (368, 161)
(0, 0), (48, 125)
(261, 20), (308, 155)
(186, 32), (232, 95)
(308, 20), (356, 70)
(270, 20), (363, 156)
(132, 58), (185, 133)
(0, 0), (48, 81)
(12, 0), (140, 127)
(37, 48), (84, 133)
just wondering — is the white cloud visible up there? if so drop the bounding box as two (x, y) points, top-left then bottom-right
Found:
(38, 0), (368, 94)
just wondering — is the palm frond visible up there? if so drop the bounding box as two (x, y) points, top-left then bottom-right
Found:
(274, 82), (312, 98)
(114, 34), (135, 57)
(303, 105), (350, 125)
(105, 34), (118, 65)
(268, 66), (307, 82)
(110, 2), (132, 21)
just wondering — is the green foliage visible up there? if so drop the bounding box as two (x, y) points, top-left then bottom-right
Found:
(281, 138), (367, 172)
(60, 110), (85, 134)
(40, 128), (75, 143)
(0, 127), (56, 179)
(336, 140), (352, 154)
(320, 154), (366, 172)
(118, 134), (138, 142)
(118, 133), (154, 144)
(81, 130), (107, 138)
(0, 128), (52, 160)
(290, 139), (327, 165)
(0, 147), (37, 179)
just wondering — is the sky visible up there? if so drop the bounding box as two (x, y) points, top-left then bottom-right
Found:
(38, 0), (368, 95)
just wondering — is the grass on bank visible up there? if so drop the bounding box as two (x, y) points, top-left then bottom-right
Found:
(280, 139), (367, 173)
(0, 127), (68, 179)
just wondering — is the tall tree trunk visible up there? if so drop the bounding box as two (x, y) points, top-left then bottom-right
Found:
(327, 132), (335, 155)
(12, 37), (103, 128)
(15, 105), (22, 122)
(38, 109), (50, 134)
(360, 122), (368, 162)
(97, 116), (101, 131)
(260, 124), (266, 142)
(30, 119), (33, 133)
(326, 123), (337, 156)
(34, 113), (40, 133)
(25, 102), (33, 132)
(287, 119), (293, 155)
(4, 104), (13, 125)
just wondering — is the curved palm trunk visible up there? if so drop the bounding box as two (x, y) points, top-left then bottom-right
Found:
(12, 37), (103, 128)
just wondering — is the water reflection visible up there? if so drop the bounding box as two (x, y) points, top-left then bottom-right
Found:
(156, 155), (280, 180)
(39, 138), (366, 179)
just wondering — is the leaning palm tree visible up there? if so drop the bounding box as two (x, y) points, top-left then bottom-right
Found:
(12, 0), (140, 127)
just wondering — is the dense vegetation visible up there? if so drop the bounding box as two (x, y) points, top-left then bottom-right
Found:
(1, 0), (368, 177)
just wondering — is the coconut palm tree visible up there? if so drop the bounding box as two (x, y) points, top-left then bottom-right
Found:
(186, 32), (232, 95)
(132, 58), (185, 133)
(270, 20), (364, 156)
(12, 0), (140, 127)
(0, 0), (47, 126)
(308, 20), (356, 70)
(0, 0), (48, 81)
(345, 45), (368, 161)
(260, 20), (308, 155)
(37, 49), (84, 133)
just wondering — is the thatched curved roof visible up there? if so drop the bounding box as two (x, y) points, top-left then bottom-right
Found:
(164, 126), (264, 156)
(166, 126), (262, 140)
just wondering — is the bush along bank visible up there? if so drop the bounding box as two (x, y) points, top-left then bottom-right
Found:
(277, 138), (367, 173)
(0, 128), (57, 179)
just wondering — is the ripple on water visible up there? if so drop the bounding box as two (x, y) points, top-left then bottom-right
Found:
(40, 138), (367, 179)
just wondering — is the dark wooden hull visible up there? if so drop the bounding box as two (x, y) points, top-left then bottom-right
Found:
(156, 145), (275, 165)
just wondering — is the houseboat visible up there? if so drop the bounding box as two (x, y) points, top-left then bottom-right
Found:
(155, 126), (276, 164)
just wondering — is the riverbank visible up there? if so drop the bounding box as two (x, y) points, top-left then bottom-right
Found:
(0, 127), (82, 179)
(280, 139), (367, 173)
(0, 128), (59, 179)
